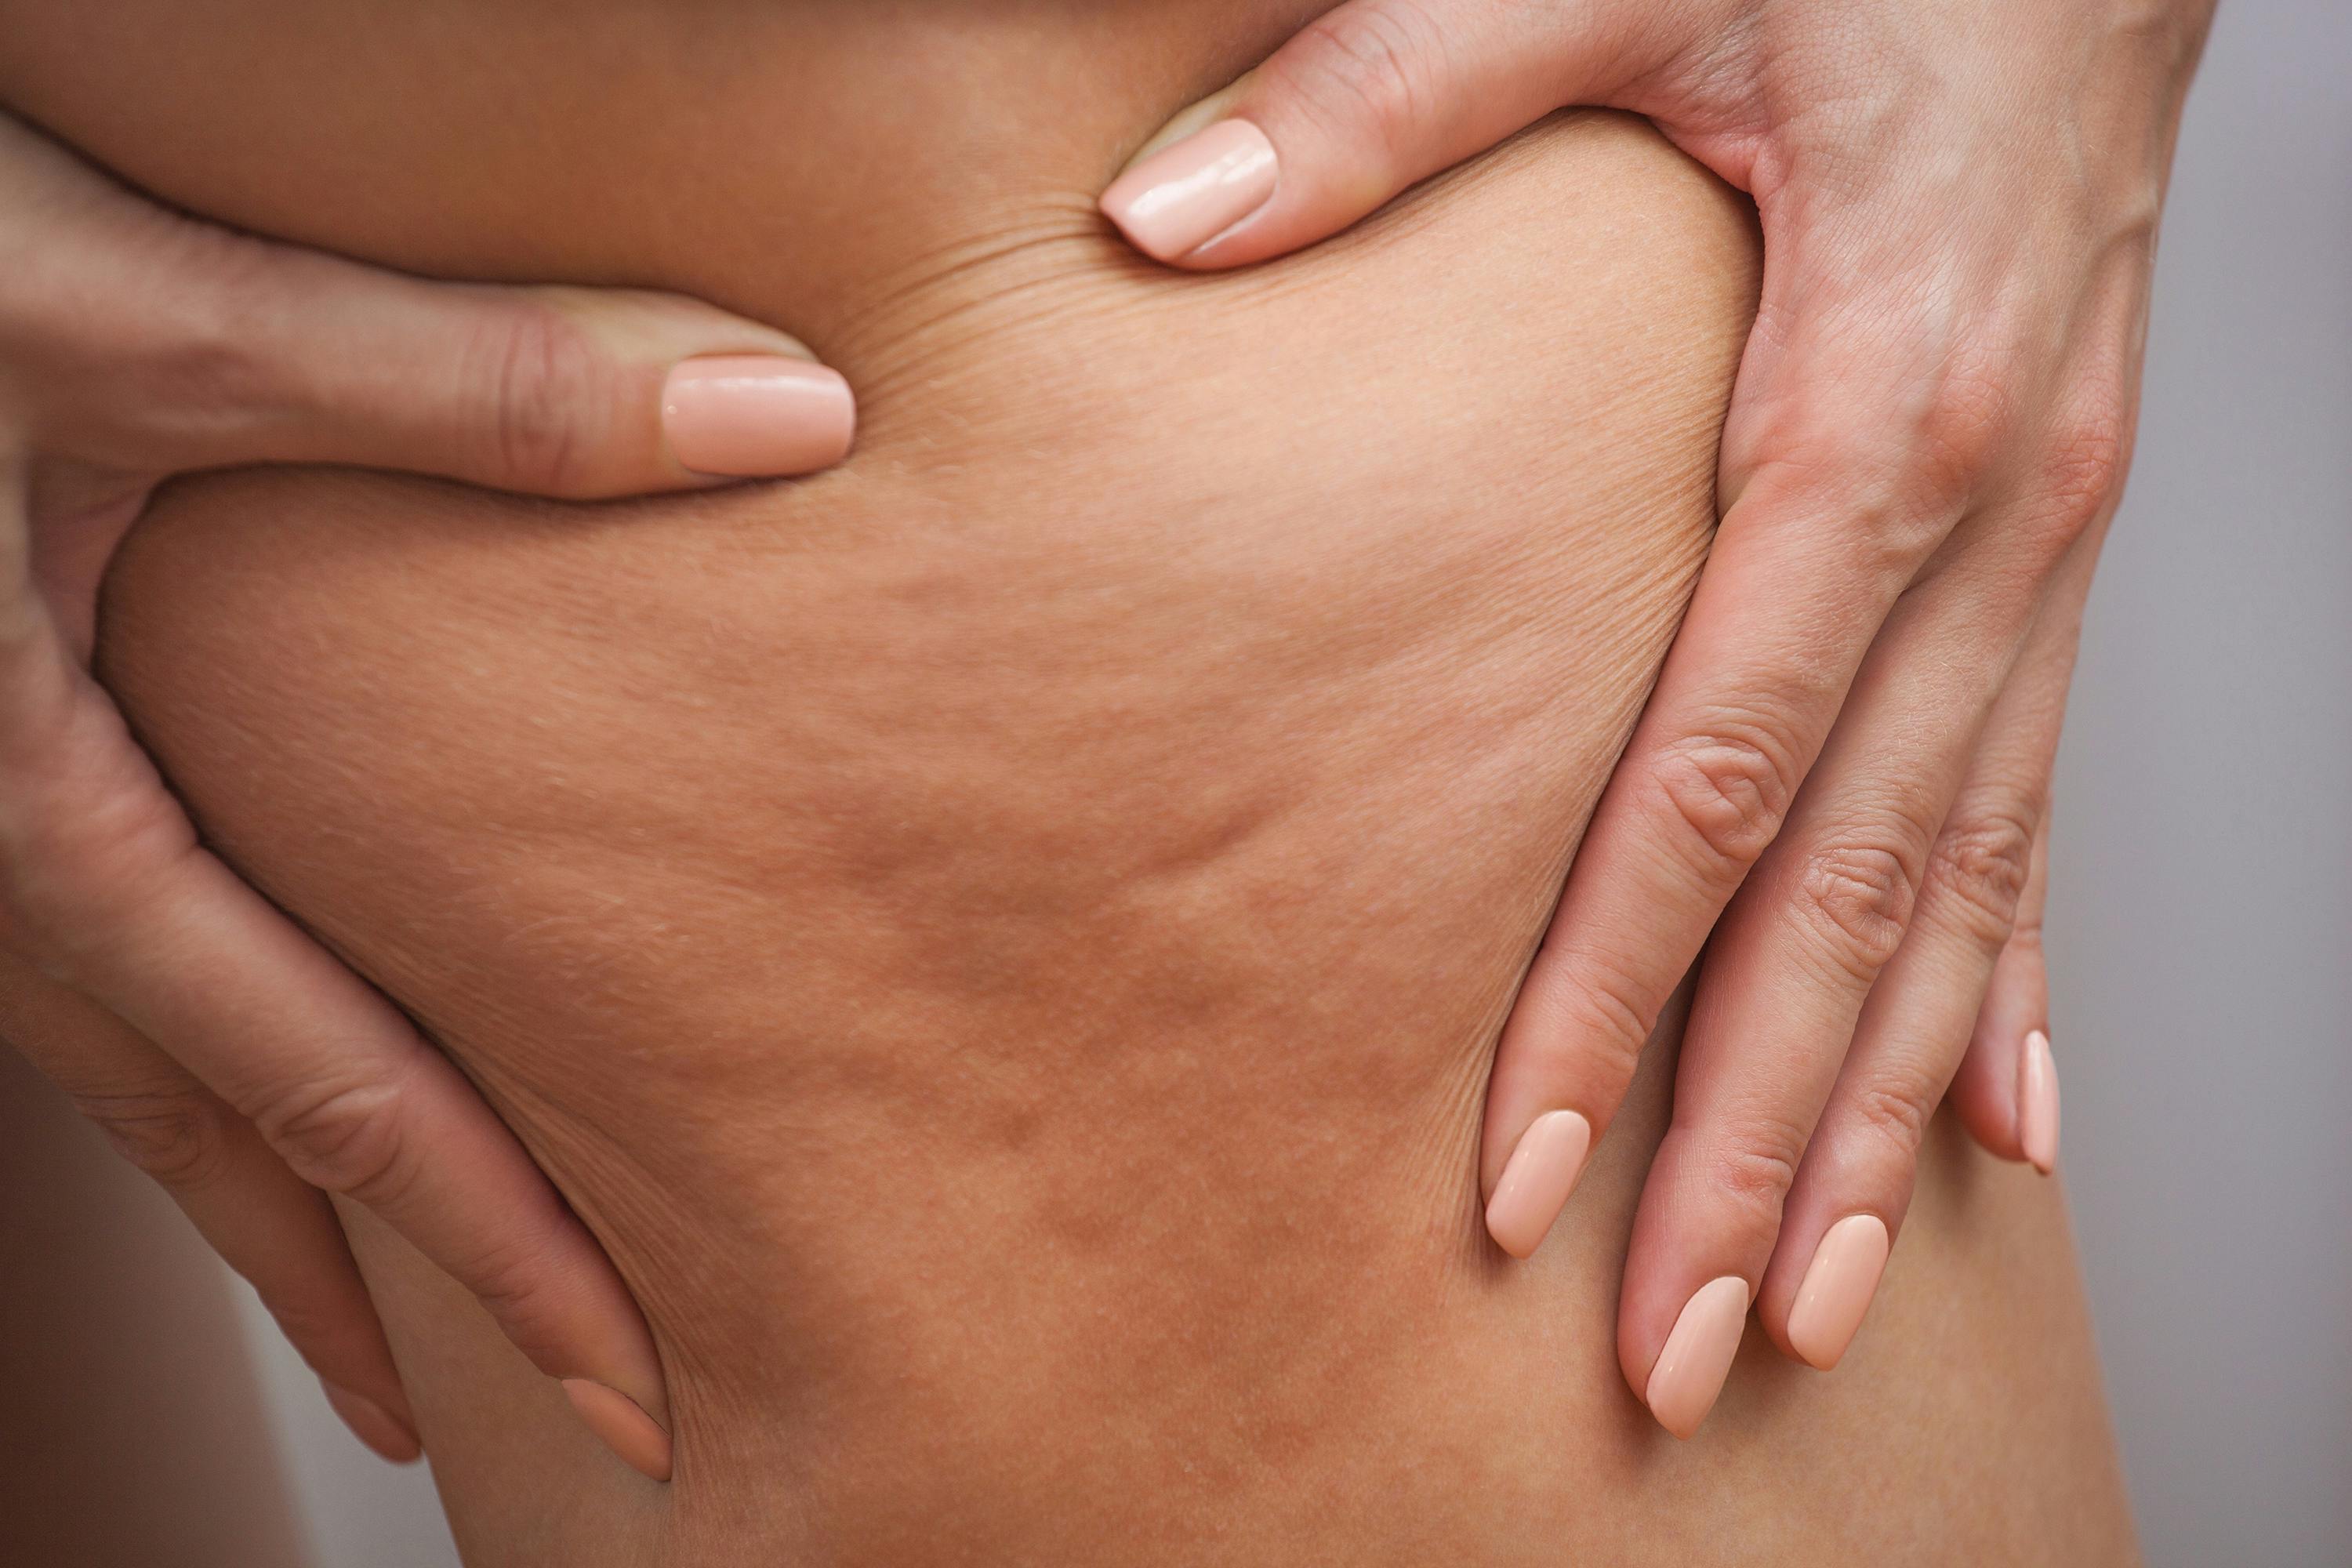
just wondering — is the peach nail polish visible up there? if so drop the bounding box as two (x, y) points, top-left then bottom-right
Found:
(2019, 1029), (2060, 1174)
(661, 356), (855, 477)
(1484, 1110), (1593, 1259)
(1644, 1276), (1750, 1439)
(562, 1378), (674, 1482)
(1786, 1214), (1891, 1370)
(1099, 120), (1279, 262)
(321, 1381), (422, 1465)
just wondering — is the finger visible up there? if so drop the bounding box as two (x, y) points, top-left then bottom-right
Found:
(0, 624), (674, 1481)
(1610, 533), (2047, 1434)
(210, 278), (858, 495)
(1474, 195), (2122, 1266)
(1098, 0), (1695, 268)
(1951, 807), (2059, 1171)
(1945, 499), (2107, 1174)
(1759, 577), (2085, 1371)
(2, 115), (851, 495)
(1476, 451), (1958, 1262)
(0, 945), (419, 1462)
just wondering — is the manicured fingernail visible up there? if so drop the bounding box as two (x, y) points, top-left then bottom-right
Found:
(321, 1381), (422, 1465)
(1786, 1214), (1891, 1371)
(2019, 1028), (2060, 1174)
(1644, 1276), (1750, 1439)
(1099, 119), (1279, 262)
(561, 1378), (673, 1482)
(661, 355), (854, 478)
(1484, 1110), (1593, 1259)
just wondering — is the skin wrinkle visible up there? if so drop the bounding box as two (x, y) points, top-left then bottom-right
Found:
(16, 0), (2137, 1555)
(103, 149), (1729, 1538)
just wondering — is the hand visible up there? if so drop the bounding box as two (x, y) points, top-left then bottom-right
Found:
(1098, 0), (2210, 1432)
(0, 111), (855, 1479)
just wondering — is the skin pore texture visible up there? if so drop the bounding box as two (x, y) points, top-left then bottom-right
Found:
(2, 2), (2135, 1563)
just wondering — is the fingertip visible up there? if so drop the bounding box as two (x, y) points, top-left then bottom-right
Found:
(2018, 1028), (2060, 1175)
(1783, 1214), (1890, 1371)
(1482, 1109), (1592, 1258)
(562, 1378), (673, 1483)
(321, 1380), (423, 1465)
(660, 355), (856, 480)
(1098, 118), (1279, 266)
(1641, 1276), (1750, 1439)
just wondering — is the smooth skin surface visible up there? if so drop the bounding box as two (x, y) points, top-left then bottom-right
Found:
(8, 2), (2135, 1562)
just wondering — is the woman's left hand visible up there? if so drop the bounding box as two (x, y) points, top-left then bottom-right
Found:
(1098, 0), (2212, 1434)
(0, 109), (854, 1480)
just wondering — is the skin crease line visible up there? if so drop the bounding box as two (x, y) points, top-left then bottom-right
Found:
(0, 2), (2146, 1561)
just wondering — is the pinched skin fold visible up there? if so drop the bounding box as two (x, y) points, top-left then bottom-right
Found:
(45, 10), (2136, 1555)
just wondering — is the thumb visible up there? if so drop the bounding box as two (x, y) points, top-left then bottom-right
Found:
(2, 111), (852, 498)
(1098, 0), (1688, 270)
(202, 260), (858, 498)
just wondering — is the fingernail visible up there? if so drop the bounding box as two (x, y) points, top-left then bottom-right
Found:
(1786, 1214), (1891, 1370)
(321, 1381), (422, 1465)
(1644, 1276), (1750, 1439)
(2019, 1028), (2060, 1174)
(1484, 1109), (1593, 1259)
(561, 1378), (673, 1482)
(1099, 119), (1279, 263)
(661, 356), (854, 478)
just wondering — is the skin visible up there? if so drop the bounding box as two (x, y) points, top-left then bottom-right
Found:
(0, 0), (2201, 1470)
(1100, 0), (2215, 1421)
(0, 109), (853, 1465)
(18, 2), (2134, 1560)
(0, 1045), (310, 1568)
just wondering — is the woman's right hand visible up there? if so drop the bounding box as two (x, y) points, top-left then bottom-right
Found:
(0, 111), (855, 1481)
(1099, 0), (2202, 1436)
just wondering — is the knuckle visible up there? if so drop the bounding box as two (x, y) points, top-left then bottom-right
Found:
(458, 1241), (572, 1362)
(1846, 1076), (1936, 1163)
(1700, 1119), (1808, 1225)
(1915, 358), (2014, 505)
(1925, 807), (2037, 948)
(2035, 406), (2129, 543)
(1747, 425), (1963, 571)
(250, 1070), (415, 1207)
(477, 304), (610, 498)
(1652, 727), (1801, 883)
(1269, 0), (1449, 174)
(1793, 839), (1919, 980)
(72, 1083), (230, 1190)
(1, 779), (198, 946)
(1532, 949), (1657, 1088)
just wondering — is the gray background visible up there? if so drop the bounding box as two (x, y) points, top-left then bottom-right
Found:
(2052, 1), (2352, 1561)
(141, 2), (2352, 1563)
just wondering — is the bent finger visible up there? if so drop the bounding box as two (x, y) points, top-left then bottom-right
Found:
(1477, 455), (1944, 1261)
(1757, 645), (2071, 1370)
(1610, 542), (2047, 1432)
(0, 945), (418, 1462)
(1946, 529), (2100, 1172)
(1951, 808), (2060, 1171)
(0, 637), (674, 1480)
(1755, 522), (2093, 1370)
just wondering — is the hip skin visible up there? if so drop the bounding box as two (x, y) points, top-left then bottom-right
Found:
(0, 2), (2138, 1559)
